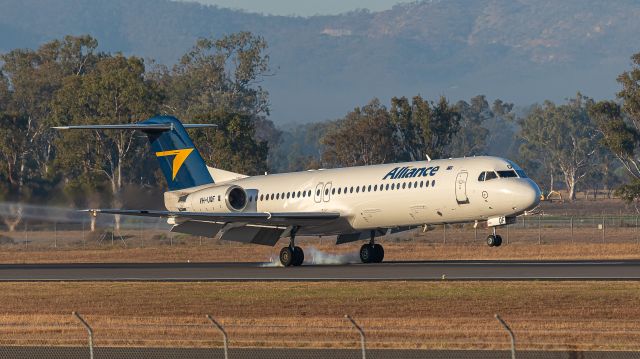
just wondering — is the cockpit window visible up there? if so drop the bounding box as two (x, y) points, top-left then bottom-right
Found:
(478, 172), (486, 181)
(485, 171), (498, 180)
(497, 170), (518, 178)
(516, 170), (528, 178)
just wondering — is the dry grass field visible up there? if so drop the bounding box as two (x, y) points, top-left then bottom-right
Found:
(0, 239), (639, 264)
(0, 281), (638, 351)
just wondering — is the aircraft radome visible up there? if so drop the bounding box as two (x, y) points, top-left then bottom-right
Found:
(54, 116), (541, 266)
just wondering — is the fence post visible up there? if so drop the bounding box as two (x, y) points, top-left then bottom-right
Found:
(443, 224), (446, 244)
(54, 222), (57, 248)
(495, 314), (516, 359)
(73, 312), (94, 359)
(345, 315), (366, 359)
(602, 214), (605, 243)
(570, 217), (573, 242)
(538, 216), (541, 245)
(206, 315), (228, 359)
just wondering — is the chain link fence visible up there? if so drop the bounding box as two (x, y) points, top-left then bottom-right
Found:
(2, 214), (640, 250)
(0, 313), (639, 358)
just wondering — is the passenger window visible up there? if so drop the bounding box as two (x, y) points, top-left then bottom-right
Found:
(431, 180), (436, 186)
(276, 193), (280, 200)
(478, 172), (486, 181)
(297, 191), (301, 197)
(368, 185), (372, 192)
(325, 188), (329, 195)
(374, 185), (378, 191)
(497, 170), (518, 178)
(350, 187), (354, 193)
(420, 181), (424, 188)
(332, 188), (335, 195)
(485, 171), (498, 180)
(338, 188), (341, 194)
(286, 192), (290, 199)
(386, 184), (390, 190)
(356, 186), (360, 193)
(391, 183), (395, 190)
(402, 183), (406, 189)
(260, 194), (263, 201)
(316, 189), (321, 196)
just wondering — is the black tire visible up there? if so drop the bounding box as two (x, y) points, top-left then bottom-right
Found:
(494, 235), (503, 247)
(486, 235), (496, 247)
(360, 244), (374, 263)
(373, 244), (384, 263)
(280, 247), (294, 267)
(292, 246), (304, 266)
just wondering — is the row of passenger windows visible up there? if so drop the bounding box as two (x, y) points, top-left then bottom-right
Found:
(257, 179), (437, 202)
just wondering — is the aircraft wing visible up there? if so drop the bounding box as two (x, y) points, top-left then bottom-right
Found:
(87, 209), (341, 226)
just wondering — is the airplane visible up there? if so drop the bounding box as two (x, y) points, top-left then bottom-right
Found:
(54, 115), (541, 266)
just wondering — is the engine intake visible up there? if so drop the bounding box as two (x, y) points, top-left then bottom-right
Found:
(225, 186), (247, 212)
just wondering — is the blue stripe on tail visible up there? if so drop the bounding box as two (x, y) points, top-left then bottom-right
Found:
(140, 116), (214, 191)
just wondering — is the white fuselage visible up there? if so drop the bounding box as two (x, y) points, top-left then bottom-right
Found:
(167, 156), (541, 236)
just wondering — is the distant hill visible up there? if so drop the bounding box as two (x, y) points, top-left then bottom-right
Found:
(1, 0), (639, 123)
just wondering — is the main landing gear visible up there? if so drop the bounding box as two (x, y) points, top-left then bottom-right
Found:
(486, 227), (503, 247)
(360, 230), (385, 263)
(280, 227), (304, 267)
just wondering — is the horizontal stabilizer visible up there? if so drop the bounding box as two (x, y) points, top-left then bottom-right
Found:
(53, 123), (216, 131)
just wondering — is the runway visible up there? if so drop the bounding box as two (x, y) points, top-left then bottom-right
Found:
(0, 260), (639, 281)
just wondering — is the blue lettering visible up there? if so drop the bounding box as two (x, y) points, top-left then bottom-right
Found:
(383, 167), (400, 180)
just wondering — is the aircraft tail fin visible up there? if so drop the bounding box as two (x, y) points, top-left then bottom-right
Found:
(54, 115), (215, 191)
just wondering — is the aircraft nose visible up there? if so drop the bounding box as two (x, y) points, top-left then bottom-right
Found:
(521, 179), (541, 211)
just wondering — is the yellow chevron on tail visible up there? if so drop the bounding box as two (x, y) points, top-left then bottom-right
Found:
(155, 148), (194, 180)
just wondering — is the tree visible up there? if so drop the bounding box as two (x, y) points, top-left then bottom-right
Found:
(189, 110), (269, 176)
(518, 94), (600, 201)
(52, 55), (162, 230)
(156, 32), (279, 171)
(321, 98), (396, 167)
(450, 95), (492, 157)
(428, 96), (461, 159)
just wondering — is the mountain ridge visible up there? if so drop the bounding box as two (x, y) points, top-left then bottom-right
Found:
(0, 0), (638, 123)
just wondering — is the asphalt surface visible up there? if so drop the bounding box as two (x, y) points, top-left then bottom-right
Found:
(0, 347), (637, 359)
(0, 260), (639, 281)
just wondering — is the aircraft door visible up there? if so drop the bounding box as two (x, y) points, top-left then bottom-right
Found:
(456, 171), (469, 204)
(323, 182), (332, 202)
(314, 182), (324, 203)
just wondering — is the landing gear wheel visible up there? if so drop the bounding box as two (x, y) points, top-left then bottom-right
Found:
(280, 247), (294, 266)
(494, 235), (503, 247)
(486, 235), (496, 247)
(292, 246), (304, 266)
(360, 244), (375, 263)
(373, 244), (384, 263)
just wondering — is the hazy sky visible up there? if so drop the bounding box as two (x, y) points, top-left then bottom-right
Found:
(178, 0), (408, 16)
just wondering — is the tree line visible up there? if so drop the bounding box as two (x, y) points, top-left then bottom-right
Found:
(1, 32), (640, 227)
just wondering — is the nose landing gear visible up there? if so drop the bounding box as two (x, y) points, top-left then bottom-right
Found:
(360, 230), (385, 263)
(486, 227), (503, 247)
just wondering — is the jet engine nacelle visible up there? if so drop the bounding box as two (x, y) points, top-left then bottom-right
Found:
(173, 185), (249, 212)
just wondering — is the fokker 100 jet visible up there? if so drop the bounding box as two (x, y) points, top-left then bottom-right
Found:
(55, 116), (541, 266)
